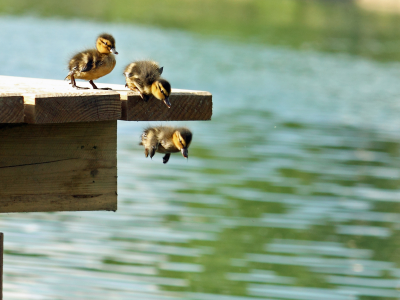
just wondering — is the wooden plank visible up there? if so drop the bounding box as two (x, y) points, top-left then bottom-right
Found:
(0, 76), (121, 124)
(0, 232), (2, 300)
(118, 89), (213, 121)
(0, 76), (212, 123)
(0, 121), (117, 213)
(23, 93), (121, 124)
(0, 75), (119, 95)
(0, 94), (24, 123)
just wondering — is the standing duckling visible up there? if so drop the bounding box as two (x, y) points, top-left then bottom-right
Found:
(140, 126), (192, 164)
(65, 33), (118, 90)
(124, 60), (172, 108)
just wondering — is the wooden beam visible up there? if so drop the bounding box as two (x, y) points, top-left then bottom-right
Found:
(0, 76), (212, 123)
(118, 89), (212, 121)
(0, 94), (24, 123)
(0, 232), (2, 300)
(0, 76), (121, 124)
(0, 121), (117, 213)
(23, 93), (121, 124)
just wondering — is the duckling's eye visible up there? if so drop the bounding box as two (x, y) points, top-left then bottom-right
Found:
(159, 85), (166, 97)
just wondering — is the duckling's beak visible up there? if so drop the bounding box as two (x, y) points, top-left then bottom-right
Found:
(110, 48), (118, 54)
(181, 148), (188, 158)
(163, 97), (171, 108)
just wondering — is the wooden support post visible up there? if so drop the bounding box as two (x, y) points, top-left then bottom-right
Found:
(0, 232), (3, 300)
(0, 121), (117, 213)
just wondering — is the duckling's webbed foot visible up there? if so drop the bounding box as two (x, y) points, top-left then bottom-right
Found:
(143, 133), (158, 159)
(163, 153), (171, 164)
(89, 80), (112, 90)
(135, 90), (145, 100)
(132, 88), (149, 102)
(144, 145), (158, 159)
(74, 85), (90, 90)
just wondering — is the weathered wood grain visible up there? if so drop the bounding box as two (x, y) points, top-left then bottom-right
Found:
(0, 94), (24, 123)
(0, 121), (117, 213)
(24, 93), (121, 124)
(0, 76), (122, 124)
(118, 89), (213, 121)
(0, 232), (2, 300)
(0, 76), (118, 95)
(0, 76), (212, 123)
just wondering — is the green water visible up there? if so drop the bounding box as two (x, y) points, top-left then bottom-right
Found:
(1, 12), (400, 300)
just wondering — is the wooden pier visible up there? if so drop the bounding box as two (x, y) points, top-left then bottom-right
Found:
(0, 75), (212, 298)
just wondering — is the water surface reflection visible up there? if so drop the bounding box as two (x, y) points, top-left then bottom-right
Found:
(1, 16), (400, 300)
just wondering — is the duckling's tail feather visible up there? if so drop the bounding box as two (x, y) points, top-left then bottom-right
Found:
(65, 70), (74, 81)
(65, 67), (78, 81)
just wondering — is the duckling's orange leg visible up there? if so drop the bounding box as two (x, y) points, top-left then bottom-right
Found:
(70, 74), (89, 90)
(163, 153), (171, 164)
(89, 80), (112, 90)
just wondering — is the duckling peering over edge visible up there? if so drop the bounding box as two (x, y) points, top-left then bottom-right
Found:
(140, 126), (192, 164)
(65, 33), (118, 90)
(124, 60), (172, 108)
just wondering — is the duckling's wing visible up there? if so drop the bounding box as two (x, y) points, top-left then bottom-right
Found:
(124, 62), (141, 78)
(80, 56), (94, 72)
(69, 50), (97, 73)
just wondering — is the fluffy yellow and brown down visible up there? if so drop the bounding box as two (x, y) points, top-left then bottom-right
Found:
(124, 60), (172, 108)
(65, 33), (118, 90)
(139, 126), (192, 164)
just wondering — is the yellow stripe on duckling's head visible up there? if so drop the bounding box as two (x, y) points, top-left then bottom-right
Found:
(152, 79), (172, 108)
(172, 128), (193, 158)
(96, 33), (118, 55)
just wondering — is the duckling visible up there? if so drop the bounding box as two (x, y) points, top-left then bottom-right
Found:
(139, 126), (192, 164)
(124, 60), (172, 108)
(65, 33), (118, 90)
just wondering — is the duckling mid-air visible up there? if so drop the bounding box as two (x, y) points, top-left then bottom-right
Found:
(140, 126), (192, 164)
(65, 33), (118, 90)
(124, 60), (172, 108)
